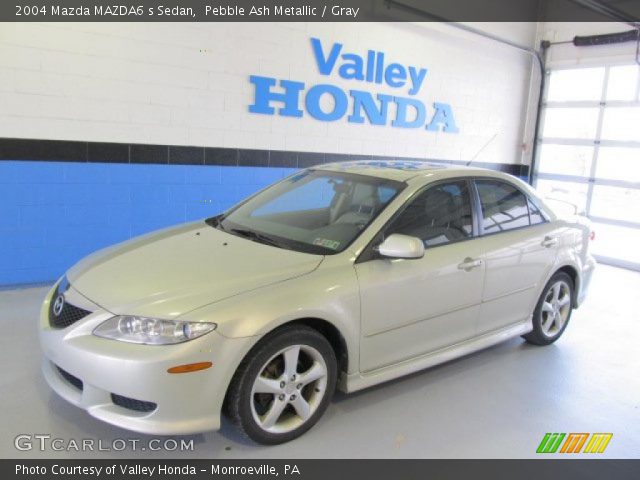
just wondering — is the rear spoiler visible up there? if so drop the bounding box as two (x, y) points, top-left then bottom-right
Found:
(544, 197), (585, 217)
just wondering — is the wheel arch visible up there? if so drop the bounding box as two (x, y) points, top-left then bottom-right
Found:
(284, 318), (349, 375)
(251, 318), (349, 376)
(221, 317), (350, 414)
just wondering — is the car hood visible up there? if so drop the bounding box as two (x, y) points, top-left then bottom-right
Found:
(67, 222), (323, 319)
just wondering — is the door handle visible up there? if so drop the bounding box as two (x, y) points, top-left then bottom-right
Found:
(457, 257), (483, 271)
(541, 236), (558, 248)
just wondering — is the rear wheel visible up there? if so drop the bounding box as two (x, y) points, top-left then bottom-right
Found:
(225, 325), (337, 444)
(523, 272), (574, 346)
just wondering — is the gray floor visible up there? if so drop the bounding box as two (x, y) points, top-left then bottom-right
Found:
(1, 264), (638, 459)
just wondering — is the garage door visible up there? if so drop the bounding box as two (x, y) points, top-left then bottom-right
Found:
(534, 64), (640, 271)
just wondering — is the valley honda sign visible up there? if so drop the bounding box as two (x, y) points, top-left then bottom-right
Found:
(249, 37), (459, 133)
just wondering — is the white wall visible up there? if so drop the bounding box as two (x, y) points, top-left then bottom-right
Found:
(0, 22), (537, 165)
(461, 22), (538, 49)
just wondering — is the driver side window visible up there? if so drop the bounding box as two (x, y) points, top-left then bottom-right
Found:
(386, 181), (473, 247)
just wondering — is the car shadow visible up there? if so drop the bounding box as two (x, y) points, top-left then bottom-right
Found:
(331, 336), (560, 405)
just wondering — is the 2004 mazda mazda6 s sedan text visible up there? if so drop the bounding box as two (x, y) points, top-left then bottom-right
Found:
(40, 160), (595, 444)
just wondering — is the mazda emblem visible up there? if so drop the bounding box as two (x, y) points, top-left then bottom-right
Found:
(52, 294), (65, 317)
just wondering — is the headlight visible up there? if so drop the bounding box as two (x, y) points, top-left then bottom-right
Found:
(93, 316), (216, 345)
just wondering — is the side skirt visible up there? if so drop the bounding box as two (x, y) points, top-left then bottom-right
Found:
(340, 320), (532, 393)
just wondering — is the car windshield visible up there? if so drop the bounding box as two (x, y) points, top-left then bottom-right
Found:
(207, 170), (404, 254)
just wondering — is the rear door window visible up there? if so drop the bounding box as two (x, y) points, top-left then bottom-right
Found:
(528, 199), (546, 225)
(476, 180), (531, 234)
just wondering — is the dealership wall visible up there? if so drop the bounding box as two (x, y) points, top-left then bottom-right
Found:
(0, 22), (537, 286)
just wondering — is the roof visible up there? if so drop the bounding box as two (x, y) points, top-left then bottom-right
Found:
(315, 159), (483, 182)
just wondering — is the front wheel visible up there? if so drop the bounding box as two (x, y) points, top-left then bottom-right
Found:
(225, 325), (337, 444)
(523, 272), (574, 346)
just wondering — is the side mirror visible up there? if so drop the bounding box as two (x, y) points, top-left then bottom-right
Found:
(376, 234), (425, 259)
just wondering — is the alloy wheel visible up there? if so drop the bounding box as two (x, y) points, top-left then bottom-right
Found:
(540, 280), (571, 337)
(249, 344), (328, 434)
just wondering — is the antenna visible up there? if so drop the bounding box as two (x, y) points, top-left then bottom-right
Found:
(466, 133), (498, 166)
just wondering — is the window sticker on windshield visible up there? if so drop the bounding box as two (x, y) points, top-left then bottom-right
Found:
(313, 238), (341, 250)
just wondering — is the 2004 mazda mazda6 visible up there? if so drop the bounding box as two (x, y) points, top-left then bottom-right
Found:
(40, 160), (595, 444)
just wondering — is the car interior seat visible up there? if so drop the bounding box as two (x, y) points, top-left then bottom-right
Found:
(391, 188), (467, 245)
(334, 184), (380, 228)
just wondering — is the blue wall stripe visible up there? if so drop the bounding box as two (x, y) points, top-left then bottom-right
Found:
(0, 161), (298, 286)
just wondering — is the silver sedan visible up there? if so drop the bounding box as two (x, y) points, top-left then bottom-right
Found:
(39, 160), (595, 444)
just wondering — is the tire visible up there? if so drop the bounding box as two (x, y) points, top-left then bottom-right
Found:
(225, 325), (337, 445)
(523, 271), (574, 346)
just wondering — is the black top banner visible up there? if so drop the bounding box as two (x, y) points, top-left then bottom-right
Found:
(2, 0), (640, 22)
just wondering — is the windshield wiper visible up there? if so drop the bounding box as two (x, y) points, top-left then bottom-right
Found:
(205, 214), (226, 230)
(229, 228), (286, 249)
(206, 218), (287, 249)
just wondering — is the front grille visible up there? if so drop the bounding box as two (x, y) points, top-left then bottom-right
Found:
(49, 285), (92, 329)
(111, 394), (157, 413)
(56, 366), (83, 391)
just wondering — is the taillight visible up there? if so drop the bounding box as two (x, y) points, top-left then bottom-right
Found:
(589, 230), (595, 241)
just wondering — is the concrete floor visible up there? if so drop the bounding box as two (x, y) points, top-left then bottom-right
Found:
(0, 264), (638, 459)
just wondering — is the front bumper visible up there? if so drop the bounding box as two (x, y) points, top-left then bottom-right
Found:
(39, 285), (256, 435)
